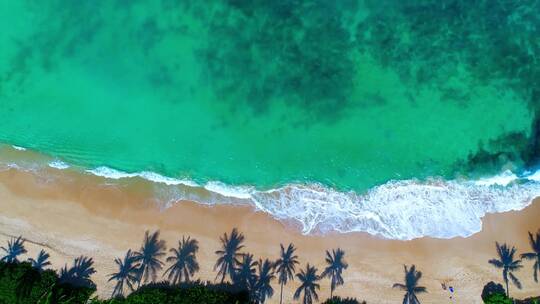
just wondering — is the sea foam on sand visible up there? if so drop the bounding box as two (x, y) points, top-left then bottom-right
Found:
(82, 165), (540, 240)
(3, 144), (539, 241)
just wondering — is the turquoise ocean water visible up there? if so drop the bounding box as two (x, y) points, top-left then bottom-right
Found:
(1, 1), (539, 239)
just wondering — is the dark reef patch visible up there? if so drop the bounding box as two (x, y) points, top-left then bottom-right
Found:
(355, 0), (540, 175)
(198, 0), (360, 121)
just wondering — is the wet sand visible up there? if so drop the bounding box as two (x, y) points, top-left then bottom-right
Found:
(0, 167), (539, 303)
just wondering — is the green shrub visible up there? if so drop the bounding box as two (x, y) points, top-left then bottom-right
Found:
(0, 261), (95, 304)
(322, 296), (366, 304)
(482, 281), (506, 302)
(484, 293), (512, 304)
(93, 281), (250, 304)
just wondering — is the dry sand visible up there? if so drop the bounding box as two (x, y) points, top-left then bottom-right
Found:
(0, 167), (539, 303)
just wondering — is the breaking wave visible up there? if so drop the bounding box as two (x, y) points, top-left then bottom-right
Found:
(2, 144), (539, 240)
(75, 166), (540, 240)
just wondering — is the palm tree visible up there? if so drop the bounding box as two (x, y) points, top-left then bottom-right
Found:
(59, 255), (96, 288)
(164, 236), (200, 284)
(521, 230), (540, 285)
(28, 250), (51, 271)
(294, 263), (321, 304)
(489, 242), (523, 297)
(214, 228), (245, 283)
(275, 243), (299, 304)
(321, 248), (348, 298)
(108, 249), (139, 298)
(1, 236), (27, 263)
(255, 258), (275, 303)
(133, 230), (167, 287)
(392, 264), (427, 304)
(234, 253), (258, 293)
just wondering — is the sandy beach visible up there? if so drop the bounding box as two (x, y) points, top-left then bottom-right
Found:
(0, 167), (539, 303)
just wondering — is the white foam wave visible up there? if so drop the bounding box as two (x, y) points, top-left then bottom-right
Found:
(474, 170), (518, 186)
(12, 145), (26, 151)
(86, 166), (198, 187)
(86, 166), (137, 179)
(78, 165), (540, 240)
(525, 170), (540, 182)
(204, 181), (254, 199)
(48, 160), (70, 170)
(252, 179), (540, 240)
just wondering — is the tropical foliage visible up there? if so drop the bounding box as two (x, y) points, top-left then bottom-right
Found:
(0, 261), (95, 304)
(482, 281), (506, 302)
(92, 281), (249, 304)
(322, 297), (366, 304)
(483, 292), (513, 304)
(2, 226), (540, 303)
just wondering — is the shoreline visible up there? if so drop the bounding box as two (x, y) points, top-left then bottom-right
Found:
(1, 144), (539, 241)
(0, 167), (539, 303)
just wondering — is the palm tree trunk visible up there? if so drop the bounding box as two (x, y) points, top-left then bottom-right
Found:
(505, 280), (509, 298)
(330, 288), (333, 299)
(279, 282), (284, 304)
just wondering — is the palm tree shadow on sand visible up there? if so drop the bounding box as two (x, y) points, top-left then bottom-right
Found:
(109, 249), (139, 298)
(163, 235), (200, 284)
(133, 230), (167, 287)
(214, 228), (245, 283)
(294, 263), (321, 304)
(489, 242), (523, 298)
(321, 248), (348, 299)
(521, 230), (540, 284)
(58, 255), (96, 289)
(0, 236), (27, 263)
(392, 264), (427, 304)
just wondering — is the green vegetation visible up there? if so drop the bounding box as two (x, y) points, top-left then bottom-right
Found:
(0, 230), (351, 304)
(482, 281), (506, 302)
(484, 293), (513, 304)
(322, 297), (366, 304)
(2, 229), (540, 303)
(91, 282), (249, 304)
(0, 261), (95, 304)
